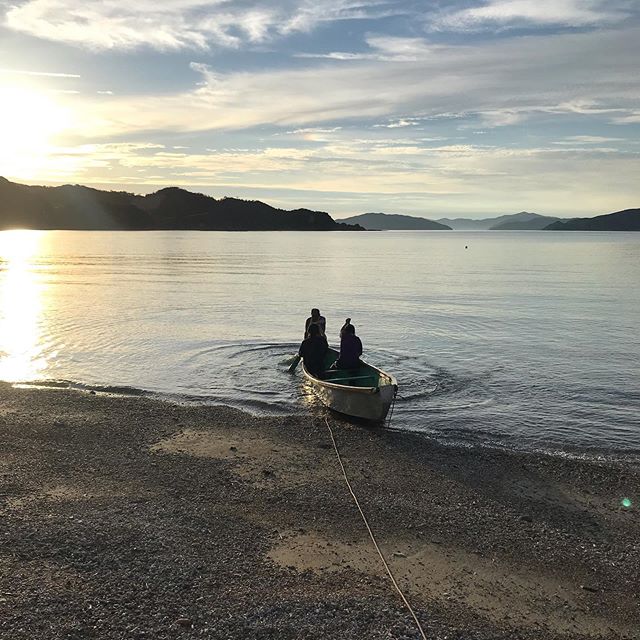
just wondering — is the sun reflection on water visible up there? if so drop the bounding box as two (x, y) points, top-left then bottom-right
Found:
(0, 230), (49, 382)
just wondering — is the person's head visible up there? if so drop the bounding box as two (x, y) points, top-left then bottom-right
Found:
(311, 308), (320, 319)
(308, 323), (321, 337)
(344, 323), (355, 335)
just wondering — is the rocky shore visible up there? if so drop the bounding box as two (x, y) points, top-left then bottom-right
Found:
(1, 382), (638, 639)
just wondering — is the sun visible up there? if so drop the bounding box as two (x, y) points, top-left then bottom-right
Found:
(0, 86), (70, 179)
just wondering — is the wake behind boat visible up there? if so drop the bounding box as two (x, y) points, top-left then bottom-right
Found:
(302, 347), (397, 422)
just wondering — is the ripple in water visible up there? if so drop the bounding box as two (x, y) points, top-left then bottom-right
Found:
(2, 230), (639, 460)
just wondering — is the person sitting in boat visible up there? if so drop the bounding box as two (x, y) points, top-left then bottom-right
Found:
(298, 323), (328, 378)
(339, 318), (351, 338)
(305, 308), (326, 338)
(334, 322), (362, 370)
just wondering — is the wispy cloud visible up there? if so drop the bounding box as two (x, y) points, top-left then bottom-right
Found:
(288, 127), (343, 134)
(296, 35), (438, 62)
(432, 0), (634, 31)
(374, 118), (420, 128)
(365, 35), (436, 60)
(281, 0), (404, 34)
(37, 136), (640, 217)
(553, 135), (625, 145)
(612, 111), (640, 124)
(3, 0), (403, 51)
(0, 67), (80, 78)
(63, 27), (640, 138)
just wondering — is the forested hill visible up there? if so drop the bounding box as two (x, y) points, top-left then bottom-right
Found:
(339, 212), (451, 230)
(0, 178), (362, 231)
(544, 209), (640, 231)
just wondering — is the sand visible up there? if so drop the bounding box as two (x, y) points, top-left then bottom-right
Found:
(0, 381), (638, 639)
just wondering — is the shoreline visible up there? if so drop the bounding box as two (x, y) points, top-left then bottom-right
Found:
(1, 382), (638, 639)
(16, 378), (640, 465)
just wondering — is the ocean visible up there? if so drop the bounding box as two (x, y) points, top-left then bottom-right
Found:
(1, 229), (638, 458)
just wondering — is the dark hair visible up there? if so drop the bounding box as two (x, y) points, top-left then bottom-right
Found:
(344, 323), (355, 335)
(311, 308), (320, 318)
(308, 324), (321, 337)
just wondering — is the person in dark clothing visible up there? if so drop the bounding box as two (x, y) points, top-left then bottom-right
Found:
(304, 308), (326, 338)
(335, 322), (362, 369)
(298, 323), (328, 378)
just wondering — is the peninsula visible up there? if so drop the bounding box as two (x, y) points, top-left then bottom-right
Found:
(338, 212), (451, 230)
(544, 208), (640, 231)
(0, 177), (362, 231)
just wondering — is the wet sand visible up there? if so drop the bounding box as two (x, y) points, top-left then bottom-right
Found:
(0, 382), (638, 639)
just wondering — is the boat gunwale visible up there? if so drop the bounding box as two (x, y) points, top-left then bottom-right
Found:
(301, 349), (397, 394)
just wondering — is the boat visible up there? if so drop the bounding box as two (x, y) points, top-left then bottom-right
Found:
(301, 347), (398, 421)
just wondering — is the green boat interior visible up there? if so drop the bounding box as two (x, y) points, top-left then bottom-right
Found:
(315, 349), (382, 388)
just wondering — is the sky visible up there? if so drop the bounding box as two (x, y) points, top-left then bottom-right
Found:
(0, 0), (639, 219)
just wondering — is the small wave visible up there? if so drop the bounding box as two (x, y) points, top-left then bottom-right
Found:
(183, 342), (300, 370)
(74, 383), (150, 396)
(14, 379), (150, 397)
(15, 379), (70, 389)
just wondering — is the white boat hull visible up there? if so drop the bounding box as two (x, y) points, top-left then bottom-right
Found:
(301, 349), (397, 422)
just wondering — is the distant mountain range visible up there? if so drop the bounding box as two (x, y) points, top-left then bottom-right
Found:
(544, 209), (640, 231)
(2, 178), (637, 232)
(0, 177), (361, 231)
(338, 212), (451, 230)
(338, 211), (560, 231)
(339, 209), (639, 231)
(436, 211), (563, 230)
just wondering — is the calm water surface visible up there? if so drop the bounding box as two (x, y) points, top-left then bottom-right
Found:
(1, 230), (638, 457)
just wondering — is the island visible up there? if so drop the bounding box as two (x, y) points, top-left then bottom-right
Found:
(0, 177), (362, 231)
(338, 212), (451, 230)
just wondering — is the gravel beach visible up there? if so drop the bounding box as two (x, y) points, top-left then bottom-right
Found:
(1, 382), (638, 639)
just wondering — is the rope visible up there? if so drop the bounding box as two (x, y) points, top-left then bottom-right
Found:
(324, 417), (428, 640)
(386, 389), (398, 428)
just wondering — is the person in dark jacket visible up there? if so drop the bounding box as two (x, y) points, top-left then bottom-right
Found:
(298, 323), (328, 377)
(304, 308), (326, 338)
(335, 322), (362, 369)
(339, 318), (352, 338)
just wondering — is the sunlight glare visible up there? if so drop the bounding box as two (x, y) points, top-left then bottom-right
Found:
(0, 86), (71, 178)
(0, 230), (49, 382)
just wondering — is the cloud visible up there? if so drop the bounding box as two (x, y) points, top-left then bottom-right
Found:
(373, 118), (420, 128)
(296, 35), (439, 62)
(4, 2), (638, 216)
(433, 0), (634, 31)
(295, 51), (379, 61)
(2, 0), (403, 51)
(4, 0), (234, 50)
(34, 136), (639, 218)
(61, 26), (640, 138)
(281, 0), (403, 33)
(553, 135), (625, 145)
(288, 127), (342, 134)
(0, 67), (80, 78)
(365, 35), (436, 60)
(612, 111), (640, 124)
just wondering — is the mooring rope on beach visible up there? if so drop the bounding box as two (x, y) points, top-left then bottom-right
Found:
(323, 417), (428, 640)
(385, 391), (397, 428)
